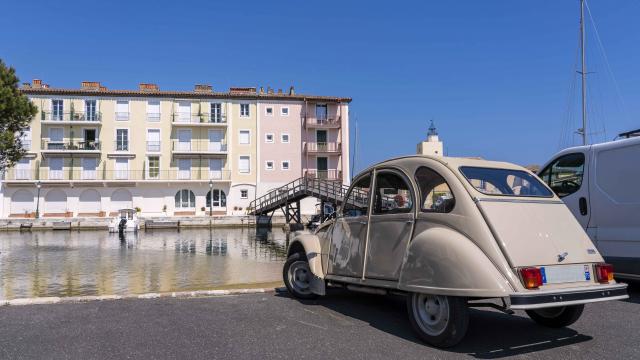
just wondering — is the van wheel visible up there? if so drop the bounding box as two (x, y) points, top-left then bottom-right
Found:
(283, 253), (318, 300)
(407, 293), (469, 348)
(526, 305), (584, 328)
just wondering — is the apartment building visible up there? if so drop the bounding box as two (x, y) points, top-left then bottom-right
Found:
(0, 80), (350, 218)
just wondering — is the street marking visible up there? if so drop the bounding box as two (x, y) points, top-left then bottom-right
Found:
(296, 320), (327, 330)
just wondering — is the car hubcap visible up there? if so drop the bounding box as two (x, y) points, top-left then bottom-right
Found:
(413, 294), (449, 336)
(288, 260), (311, 295)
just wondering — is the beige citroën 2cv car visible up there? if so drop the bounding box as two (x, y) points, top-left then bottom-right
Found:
(283, 155), (628, 347)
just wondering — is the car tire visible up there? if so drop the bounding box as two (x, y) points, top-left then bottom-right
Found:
(407, 293), (469, 348)
(283, 252), (318, 300)
(526, 305), (584, 328)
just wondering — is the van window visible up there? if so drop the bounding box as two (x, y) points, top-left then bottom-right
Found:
(415, 167), (455, 213)
(538, 153), (585, 198)
(460, 167), (553, 197)
(343, 174), (371, 217)
(373, 171), (413, 214)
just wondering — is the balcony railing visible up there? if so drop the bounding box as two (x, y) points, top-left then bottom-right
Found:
(304, 169), (342, 181)
(42, 140), (101, 151)
(304, 116), (341, 128)
(172, 112), (227, 124)
(172, 140), (228, 153)
(2, 169), (232, 182)
(41, 111), (102, 122)
(147, 112), (161, 122)
(113, 141), (129, 151)
(146, 141), (161, 152)
(21, 140), (32, 151)
(115, 112), (130, 121)
(305, 142), (341, 153)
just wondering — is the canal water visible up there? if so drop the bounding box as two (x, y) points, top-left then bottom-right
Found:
(0, 228), (288, 300)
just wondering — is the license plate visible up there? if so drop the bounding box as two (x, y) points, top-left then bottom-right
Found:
(540, 264), (591, 284)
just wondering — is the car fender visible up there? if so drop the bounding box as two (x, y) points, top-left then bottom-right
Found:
(399, 226), (514, 298)
(287, 233), (326, 295)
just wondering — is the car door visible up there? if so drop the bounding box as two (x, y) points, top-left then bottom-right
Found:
(365, 169), (415, 281)
(328, 172), (372, 278)
(539, 152), (590, 229)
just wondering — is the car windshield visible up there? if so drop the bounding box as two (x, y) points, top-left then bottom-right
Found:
(459, 166), (553, 197)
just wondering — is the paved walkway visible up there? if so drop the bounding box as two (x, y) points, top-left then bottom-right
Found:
(0, 285), (638, 359)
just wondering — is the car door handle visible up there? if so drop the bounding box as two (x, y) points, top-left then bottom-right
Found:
(358, 221), (367, 225)
(579, 197), (588, 216)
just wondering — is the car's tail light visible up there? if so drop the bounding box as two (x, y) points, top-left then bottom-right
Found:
(595, 263), (614, 283)
(520, 267), (543, 289)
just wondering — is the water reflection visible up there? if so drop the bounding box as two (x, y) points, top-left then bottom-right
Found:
(0, 228), (288, 300)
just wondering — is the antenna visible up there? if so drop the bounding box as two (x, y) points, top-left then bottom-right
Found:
(578, 0), (588, 145)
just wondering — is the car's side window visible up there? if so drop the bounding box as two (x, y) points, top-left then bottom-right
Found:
(415, 166), (455, 213)
(343, 173), (371, 217)
(372, 171), (413, 214)
(538, 153), (585, 198)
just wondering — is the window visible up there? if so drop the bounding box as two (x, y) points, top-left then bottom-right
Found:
(239, 130), (250, 144)
(147, 156), (160, 179)
(116, 129), (129, 151)
(85, 100), (97, 121)
(460, 167), (553, 197)
(281, 107), (289, 116)
(265, 161), (274, 170)
(116, 100), (129, 120)
(265, 133), (274, 143)
(415, 167), (455, 213)
(281, 161), (290, 170)
(15, 158), (31, 180)
(206, 189), (227, 208)
(210, 103), (222, 123)
(175, 189), (196, 208)
(316, 104), (327, 121)
(343, 173), (371, 217)
(373, 171), (413, 214)
(178, 158), (191, 179)
(538, 153), (585, 198)
(147, 100), (160, 121)
(240, 103), (250, 117)
(265, 107), (273, 116)
(115, 158), (129, 180)
(52, 99), (63, 120)
(239, 156), (250, 173)
(281, 133), (290, 143)
(240, 189), (248, 199)
(146, 129), (160, 152)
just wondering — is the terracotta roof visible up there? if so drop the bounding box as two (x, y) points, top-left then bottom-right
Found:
(20, 86), (352, 103)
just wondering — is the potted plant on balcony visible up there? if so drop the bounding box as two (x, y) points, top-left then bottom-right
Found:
(135, 207), (141, 213)
(64, 209), (73, 218)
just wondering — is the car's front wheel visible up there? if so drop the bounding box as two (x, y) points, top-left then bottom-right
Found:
(283, 252), (318, 300)
(526, 305), (584, 328)
(407, 293), (469, 348)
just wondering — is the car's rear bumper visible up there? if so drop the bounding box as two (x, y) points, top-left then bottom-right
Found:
(509, 283), (628, 310)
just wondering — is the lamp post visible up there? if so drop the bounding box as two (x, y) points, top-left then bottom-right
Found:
(35, 180), (41, 219)
(208, 179), (213, 217)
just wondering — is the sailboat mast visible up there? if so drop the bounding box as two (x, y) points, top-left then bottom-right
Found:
(580, 0), (588, 145)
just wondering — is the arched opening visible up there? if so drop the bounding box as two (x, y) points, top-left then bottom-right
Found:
(111, 189), (133, 210)
(44, 189), (68, 214)
(10, 189), (34, 215)
(175, 189), (196, 209)
(206, 189), (227, 208)
(78, 189), (101, 214)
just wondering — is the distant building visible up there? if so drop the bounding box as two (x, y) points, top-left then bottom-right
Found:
(417, 120), (443, 156)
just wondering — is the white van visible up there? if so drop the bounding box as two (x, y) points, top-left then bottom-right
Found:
(539, 132), (640, 279)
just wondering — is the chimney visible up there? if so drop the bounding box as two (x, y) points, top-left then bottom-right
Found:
(289, 86), (295, 96)
(277, 89), (283, 95)
(32, 79), (42, 88)
(267, 87), (274, 95)
(259, 86), (265, 95)
(194, 84), (213, 93)
(81, 81), (101, 90)
(139, 83), (159, 91)
(99, 86), (108, 91)
(229, 87), (257, 94)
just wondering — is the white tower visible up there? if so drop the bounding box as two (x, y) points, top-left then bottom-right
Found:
(417, 120), (444, 156)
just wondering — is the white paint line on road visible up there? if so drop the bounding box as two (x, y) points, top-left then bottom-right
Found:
(296, 320), (328, 330)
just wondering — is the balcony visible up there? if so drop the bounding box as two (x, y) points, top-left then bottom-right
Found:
(41, 140), (101, 154)
(305, 169), (342, 181)
(172, 113), (227, 126)
(304, 115), (341, 128)
(2, 169), (231, 183)
(305, 142), (342, 154)
(41, 111), (102, 124)
(171, 140), (228, 155)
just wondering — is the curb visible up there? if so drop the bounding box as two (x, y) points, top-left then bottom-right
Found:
(1, 287), (286, 307)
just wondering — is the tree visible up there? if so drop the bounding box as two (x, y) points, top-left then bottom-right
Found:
(0, 59), (37, 171)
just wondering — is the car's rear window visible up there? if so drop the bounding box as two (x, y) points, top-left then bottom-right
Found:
(459, 166), (553, 197)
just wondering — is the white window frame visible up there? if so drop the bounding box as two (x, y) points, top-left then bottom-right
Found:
(115, 128), (130, 152)
(265, 133), (274, 143)
(240, 189), (248, 199)
(265, 160), (275, 171)
(238, 155), (251, 174)
(146, 128), (161, 152)
(147, 100), (161, 122)
(147, 155), (161, 179)
(265, 106), (274, 116)
(281, 133), (290, 144)
(240, 103), (250, 117)
(84, 99), (98, 121)
(239, 129), (251, 145)
(51, 99), (64, 121)
(280, 106), (289, 116)
(210, 102), (223, 123)
(116, 100), (130, 121)
(281, 160), (291, 171)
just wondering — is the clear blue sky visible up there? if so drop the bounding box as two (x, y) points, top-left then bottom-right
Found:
(2, 0), (639, 171)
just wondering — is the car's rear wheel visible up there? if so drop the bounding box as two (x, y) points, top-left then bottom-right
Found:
(526, 305), (584, 328)
(407, 293), (469, 348)
(283, 252), (318, 300)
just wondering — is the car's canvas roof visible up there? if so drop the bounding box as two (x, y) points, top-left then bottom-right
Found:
(360, 155), (527, 175)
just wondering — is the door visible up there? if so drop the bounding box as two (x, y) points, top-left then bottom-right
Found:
(316, 130), (327, 152)
(316, 157), (328, 179)
(178, 159), (191, 180)
(209, 159), (222, 179)
(539, 152), (590, 228)
(82, 158), (97, 180)
(328, 173), (372, 278)
(365, 170), (415, 280)
(21, 127), (32, 151)
(208, 129), (223, 152)
(315, 104), (327, 122)
(116, 129), (129, 151)
(147, 129), (161, 152)
(49, 157), (63, 180)
(49, 128), (64, 149)
(115, 158), (128, 180)
(211, 103), (222, 123)
(83, 129), (97, 150)
(177, 129), (191, 151)
(178, 101), (191, 122)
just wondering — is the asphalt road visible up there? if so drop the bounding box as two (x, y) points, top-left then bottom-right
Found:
(0, 283), (638, 360)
